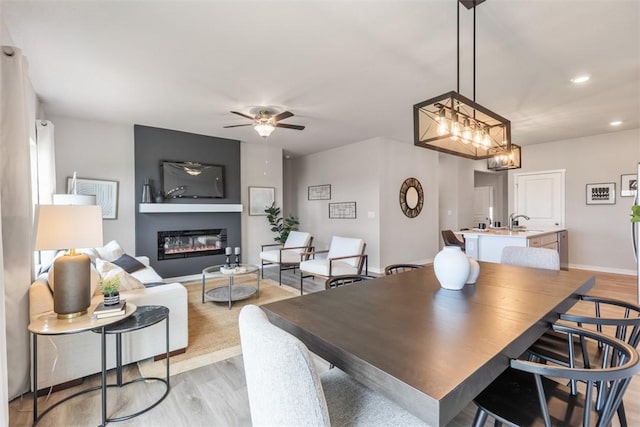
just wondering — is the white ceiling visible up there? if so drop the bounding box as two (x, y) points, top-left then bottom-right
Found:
(2, 0), (639, 157)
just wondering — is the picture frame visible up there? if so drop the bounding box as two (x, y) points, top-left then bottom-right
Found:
(620, 173), (637, 197)
(585, 182), (616, 205)
(248, 186), (275, 216)
(66, 177), (118, 219)
(329, 201), (357, 219)
(308, 184), (331, 200)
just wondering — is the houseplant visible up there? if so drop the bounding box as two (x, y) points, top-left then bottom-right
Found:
(631, 204), (640, 223)
(99, 276), (120, 305)
(265, 202), (299, 244)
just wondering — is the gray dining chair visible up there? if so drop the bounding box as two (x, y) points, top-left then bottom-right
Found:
(384, 264), (423, 275)
(441, 230), (465, 251)
(239, 305), (427, 427)
(325, 274), (374, 289)
(500, 246), (560, 270)
(473, 323), (640, 427)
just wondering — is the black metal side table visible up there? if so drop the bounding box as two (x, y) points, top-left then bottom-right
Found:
(94, 305), (171, 424)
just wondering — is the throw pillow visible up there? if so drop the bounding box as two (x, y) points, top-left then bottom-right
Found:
(77, 247), (100, 265)
(111, 254), (146, 274)
(95, 258), (145, 295)
(95, 240), (125, 262)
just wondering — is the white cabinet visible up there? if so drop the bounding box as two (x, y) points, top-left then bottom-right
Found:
(461, 230), (564, 264)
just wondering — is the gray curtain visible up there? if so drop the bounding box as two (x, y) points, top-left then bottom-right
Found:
(1, 45), (33, 404)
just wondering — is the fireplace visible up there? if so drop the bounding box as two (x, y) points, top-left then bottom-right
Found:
(158, 228), (227, 260)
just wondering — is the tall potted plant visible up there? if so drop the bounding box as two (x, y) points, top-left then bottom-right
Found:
(265, 202), (299, 244)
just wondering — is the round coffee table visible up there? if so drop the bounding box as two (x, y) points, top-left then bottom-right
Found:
(201, 264), (260, 309)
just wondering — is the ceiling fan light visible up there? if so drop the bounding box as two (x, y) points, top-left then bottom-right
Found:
(255, 123), (275, 138)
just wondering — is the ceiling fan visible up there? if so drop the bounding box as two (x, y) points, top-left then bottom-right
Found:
(223, 109), (305, 138)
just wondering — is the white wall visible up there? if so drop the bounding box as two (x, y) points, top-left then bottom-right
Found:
(438, 153), (475, 243)
(509, 129), (640, 274)
(241, 142), (283, 267)
(49, 115), (136, 253)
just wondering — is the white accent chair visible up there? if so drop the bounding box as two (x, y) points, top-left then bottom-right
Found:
(239, 305), (427, 427)
(259, 231), (313, 286)
(500, 246), (560, 270)
(299, 236), (367, 295)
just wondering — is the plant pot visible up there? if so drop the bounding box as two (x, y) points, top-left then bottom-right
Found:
(103, 292), (120, 306)
(433, 246), (470, 290)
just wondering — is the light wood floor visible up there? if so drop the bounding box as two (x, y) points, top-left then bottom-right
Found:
(9, 268), (639, 426)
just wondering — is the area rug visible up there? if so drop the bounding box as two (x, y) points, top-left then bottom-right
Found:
(138, 276), (299, 378)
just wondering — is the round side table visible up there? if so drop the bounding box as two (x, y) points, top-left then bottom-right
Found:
(202, 264), (260, 309)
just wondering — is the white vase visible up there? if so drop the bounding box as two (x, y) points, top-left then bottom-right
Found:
(433, 246), (470, 290)
(466, 256), (480, 285)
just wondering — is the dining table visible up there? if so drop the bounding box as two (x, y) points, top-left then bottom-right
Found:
(261, 262), (595, 427)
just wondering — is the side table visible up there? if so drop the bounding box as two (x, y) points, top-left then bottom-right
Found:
(29, 303), (137, 426)
(202, 264), (260, 309)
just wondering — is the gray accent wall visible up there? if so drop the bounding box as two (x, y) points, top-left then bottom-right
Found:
(134, 125), (241, 278)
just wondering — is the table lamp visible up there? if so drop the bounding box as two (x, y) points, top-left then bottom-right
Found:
(34, 204), (103, 318)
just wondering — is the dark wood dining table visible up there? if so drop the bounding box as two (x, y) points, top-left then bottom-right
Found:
(261, 262), (595, 427)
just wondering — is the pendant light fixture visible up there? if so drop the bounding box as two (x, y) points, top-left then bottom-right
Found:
(413, 0), (512, 160)
(487, 144), (521, 171)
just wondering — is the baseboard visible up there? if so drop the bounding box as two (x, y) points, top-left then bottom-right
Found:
(568, 263), (637, 276)
(154, 347), (186, 361)
(35, 377), (84, 396)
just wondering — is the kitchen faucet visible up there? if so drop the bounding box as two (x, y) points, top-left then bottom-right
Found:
(508, 213), (530, 231)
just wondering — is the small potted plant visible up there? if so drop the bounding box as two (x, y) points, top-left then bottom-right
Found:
(100, 276), (121, 306)
(632, 204), (640, 223)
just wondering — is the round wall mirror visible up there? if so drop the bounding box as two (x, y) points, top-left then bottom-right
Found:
(399, 177), (424, 218)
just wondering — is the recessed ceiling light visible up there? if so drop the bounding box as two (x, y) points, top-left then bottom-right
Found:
(570, 75), (590, 84)
(609, 120), (623, 126)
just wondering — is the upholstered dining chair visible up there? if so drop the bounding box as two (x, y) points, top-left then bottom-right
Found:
(384, 264), (423, 275)
(441, 230), (465, 251)
(239, 305), (427, 427)
(325, 274), (374, 289)
(259, 231), (313, 286)
(500, 246), (560, 270)
(298, 236), (367, 295)
(472, 323), (640, 427)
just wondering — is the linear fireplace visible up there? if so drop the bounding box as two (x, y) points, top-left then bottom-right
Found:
(158, 228), (227, 260)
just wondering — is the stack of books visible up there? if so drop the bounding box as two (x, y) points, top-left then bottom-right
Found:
(93, 300), (127, 319)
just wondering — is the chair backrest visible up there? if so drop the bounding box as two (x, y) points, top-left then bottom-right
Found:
(327, 236), (365, 268)
(441, 230), (465, 249)
(239, 305), (331, 427)
(500, 246), (560, 270)
(283, 231), (312, 253)
(384, 264), (423, 275)
(325, 274), (374, 289)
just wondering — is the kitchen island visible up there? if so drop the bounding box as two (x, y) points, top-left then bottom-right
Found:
(456, 228), (568, 269)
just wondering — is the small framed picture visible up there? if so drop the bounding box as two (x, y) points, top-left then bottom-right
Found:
(620, 174), (637, 197)
(586, 182), (616, 205)
(66, 177), (119, 219)
(329, 202), (357, 219)
(308, 184), (331, 200)
(248, 186), (275, 216)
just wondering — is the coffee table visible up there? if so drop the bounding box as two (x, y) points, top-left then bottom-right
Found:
(202, 264), (260, 309)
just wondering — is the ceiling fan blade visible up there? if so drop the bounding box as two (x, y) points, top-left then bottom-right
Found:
(230, 111), (255, 120)
(273, 111), (294, 121)
(276, 123), (305, 130)
(223, 124), (253, 128)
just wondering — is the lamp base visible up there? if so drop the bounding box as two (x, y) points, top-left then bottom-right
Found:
(52, 253), (91, 319)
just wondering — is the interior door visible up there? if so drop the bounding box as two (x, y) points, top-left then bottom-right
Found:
(514, 170), (565, 229)
(473, 186), (493, 226)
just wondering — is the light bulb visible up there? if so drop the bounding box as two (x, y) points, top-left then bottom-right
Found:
(462, 119), (472, 141)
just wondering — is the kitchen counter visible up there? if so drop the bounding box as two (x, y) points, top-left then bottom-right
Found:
(456, 228), (568, 269)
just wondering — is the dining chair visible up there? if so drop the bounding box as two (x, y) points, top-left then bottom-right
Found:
(239, 305), (427, 427)
(500, 246), (560, 270)
(441, 230), (465, 251)
(384, 264), (423, 275)
(472, 323), (640, 427)
(325, 274), (374, 289)
(299, 236), (367, 295)
(259, 231), (313, 286)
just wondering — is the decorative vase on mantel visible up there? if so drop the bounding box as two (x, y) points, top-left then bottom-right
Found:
(433, 246), (471, 290)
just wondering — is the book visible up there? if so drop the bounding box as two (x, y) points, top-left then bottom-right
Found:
(94, 309), (126, 319)
(93, 300), (126, 317)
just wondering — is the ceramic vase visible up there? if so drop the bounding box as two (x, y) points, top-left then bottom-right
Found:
(466, 257), (480, 285)
(433, 246), (470, 290)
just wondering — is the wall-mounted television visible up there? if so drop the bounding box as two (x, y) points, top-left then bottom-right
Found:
(161, 161), (224, 198)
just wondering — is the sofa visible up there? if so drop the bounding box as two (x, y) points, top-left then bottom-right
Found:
(29, 244), (188, 391)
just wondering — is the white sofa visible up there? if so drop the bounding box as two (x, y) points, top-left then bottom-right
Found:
(29, 255), (188, 391)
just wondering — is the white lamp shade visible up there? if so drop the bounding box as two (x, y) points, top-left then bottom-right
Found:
(34, 205), (103, 250)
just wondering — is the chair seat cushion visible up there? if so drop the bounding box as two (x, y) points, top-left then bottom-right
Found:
(300, 259), (358, 277)
(260, 250), (301, 264)
(321, 368), (426, 426)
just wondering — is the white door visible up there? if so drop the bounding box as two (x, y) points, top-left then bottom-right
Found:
(473, 186), (493, 226)
(514, 170), (565, 229)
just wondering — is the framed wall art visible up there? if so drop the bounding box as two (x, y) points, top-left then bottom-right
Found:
(329, 202), (356, 219)
(308, 184), (331, 200)
(620, 174), (637, 197)
(248, 186), (275, 216)
(585, 182), (616, 205)
(66, 177), (118, 219)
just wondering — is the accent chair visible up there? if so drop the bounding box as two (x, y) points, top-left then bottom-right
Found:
(259, 231), (313, 286)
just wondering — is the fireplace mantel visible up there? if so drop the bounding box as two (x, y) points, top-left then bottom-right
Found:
(139, 203), (243, 213)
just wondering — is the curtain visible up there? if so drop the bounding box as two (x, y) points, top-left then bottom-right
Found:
(0, 45), (33, 409)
